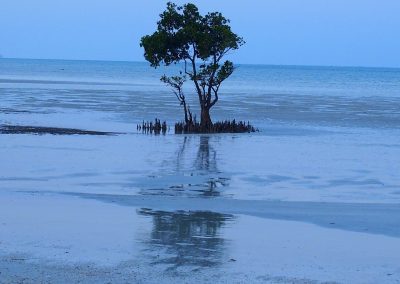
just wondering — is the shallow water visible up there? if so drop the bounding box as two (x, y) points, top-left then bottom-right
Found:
(1, 132), (399, 203)
(1, 58), (400, 129)
(1, 58), (400, 283)
(1, 191), (400, 283)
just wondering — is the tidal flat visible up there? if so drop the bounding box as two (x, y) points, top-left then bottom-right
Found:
(1, 59), (400, 283)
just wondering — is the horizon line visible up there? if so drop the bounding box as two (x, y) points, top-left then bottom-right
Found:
(2, 56), (400, 70)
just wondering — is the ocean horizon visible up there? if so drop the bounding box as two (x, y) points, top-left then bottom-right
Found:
(3, 56), (400, 70)
(1, 57), (399, 129)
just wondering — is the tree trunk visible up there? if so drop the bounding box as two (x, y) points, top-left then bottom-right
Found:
(182, 101), (189, 124)
(200, 107), (212, 129)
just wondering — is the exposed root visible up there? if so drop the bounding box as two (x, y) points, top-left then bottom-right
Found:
(175, 120), (257, 134)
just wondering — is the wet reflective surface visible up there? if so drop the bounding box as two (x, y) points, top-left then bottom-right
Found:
(1, 59), (400, 203)
(138, 209), (234, 271)
(2, 191), (400, 283)
(1, 131), (399, 203)
(1, 59), (400, 283)
(137, 136), (229, 198)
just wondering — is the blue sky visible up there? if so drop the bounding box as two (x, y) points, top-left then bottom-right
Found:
(1, 0), (399, 67)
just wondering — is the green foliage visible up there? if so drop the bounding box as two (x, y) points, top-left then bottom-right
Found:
(160, 73), (186, 103)
(160, 74), (186, 94)
(161, 72), (192, 124)
(140, 2), (244, 124)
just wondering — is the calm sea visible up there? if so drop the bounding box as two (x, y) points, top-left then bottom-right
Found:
(1, 58), (399, 130)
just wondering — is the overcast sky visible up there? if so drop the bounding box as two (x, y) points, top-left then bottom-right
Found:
(1, 0), (399, 67)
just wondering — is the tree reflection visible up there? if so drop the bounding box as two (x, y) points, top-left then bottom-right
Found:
(139, 135), (229, 197)
(195, 136), (217, 173)
(183, 136), (228, 196)
(138, 208), (234, 271)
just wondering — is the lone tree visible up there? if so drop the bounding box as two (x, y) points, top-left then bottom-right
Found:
(140, 2), (244, 129)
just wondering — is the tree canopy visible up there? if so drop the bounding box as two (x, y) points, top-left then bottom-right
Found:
(141, 2), (244, 127)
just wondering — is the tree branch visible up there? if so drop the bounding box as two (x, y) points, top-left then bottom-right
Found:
(189, 45), (204, 106)
(206, 54), (218, 105)
(210, 87), (219, 107)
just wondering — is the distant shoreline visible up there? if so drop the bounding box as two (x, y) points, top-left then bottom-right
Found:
(1, 57), (399, 71)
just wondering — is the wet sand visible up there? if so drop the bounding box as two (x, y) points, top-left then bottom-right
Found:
(1, 191), (399, 283)
(0, 124), (115, 135)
